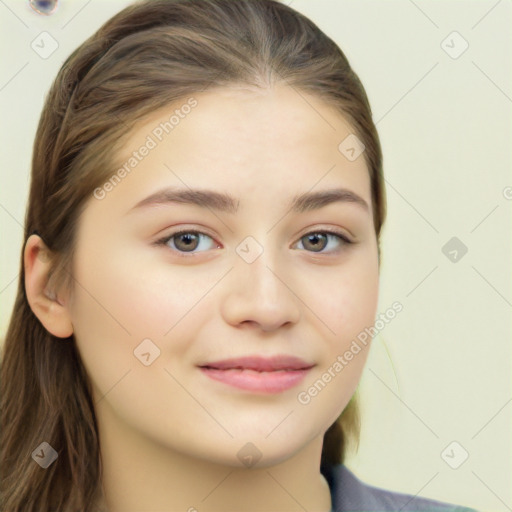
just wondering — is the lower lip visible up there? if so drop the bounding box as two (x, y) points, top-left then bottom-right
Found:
(199, 367), (312, 394)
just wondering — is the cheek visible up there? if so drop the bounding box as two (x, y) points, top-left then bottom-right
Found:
(296, 250), (379, 416)
(69, 247), (215, 375)
(67, 247), (186, 399)
(72, 239), (200, 335)
(295, 262), (378, 432)
(304, 252), (380, 346)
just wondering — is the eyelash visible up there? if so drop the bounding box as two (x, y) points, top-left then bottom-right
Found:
(154, 228), (353, 257)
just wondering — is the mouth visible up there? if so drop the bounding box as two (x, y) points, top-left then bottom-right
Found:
(198, 355), (315, 394)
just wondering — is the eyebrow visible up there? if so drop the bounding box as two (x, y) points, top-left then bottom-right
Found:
(128, 186), (369, 215)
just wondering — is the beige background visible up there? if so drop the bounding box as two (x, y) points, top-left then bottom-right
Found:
(1, 1), (510, 511)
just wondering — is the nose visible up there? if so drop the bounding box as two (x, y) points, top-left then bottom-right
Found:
(220, 247), (301, 332)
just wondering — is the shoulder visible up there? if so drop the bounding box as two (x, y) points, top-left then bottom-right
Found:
(328, 464), (480, 512)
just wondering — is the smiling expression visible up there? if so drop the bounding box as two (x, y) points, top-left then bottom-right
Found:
(65, 83), (380, 467)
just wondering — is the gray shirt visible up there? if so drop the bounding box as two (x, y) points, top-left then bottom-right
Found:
(327, 465), (479, 511)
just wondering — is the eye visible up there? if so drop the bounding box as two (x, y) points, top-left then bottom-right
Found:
(154, 228), (353, 257)
(294, 230), (353, 254)
(155, 230), (219, 256)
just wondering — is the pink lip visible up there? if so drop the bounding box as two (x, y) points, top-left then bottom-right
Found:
(198, 355), (314, 394)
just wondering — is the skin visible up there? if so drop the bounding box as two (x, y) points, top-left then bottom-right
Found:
(24, 83), (380, 512)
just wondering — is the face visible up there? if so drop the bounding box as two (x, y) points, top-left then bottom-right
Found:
(66, 84), (379, 467)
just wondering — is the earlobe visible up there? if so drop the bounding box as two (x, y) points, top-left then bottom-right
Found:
(24, 234), (74, 339)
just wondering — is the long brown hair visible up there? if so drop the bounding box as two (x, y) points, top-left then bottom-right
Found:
(0, 1), (386, 510)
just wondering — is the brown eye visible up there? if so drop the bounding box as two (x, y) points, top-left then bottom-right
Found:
(301, 233), (328, 252)
(154, 228), (352, 258)
(155, 230), (218, 256)
(296, 230), (352, 254)
(173, 233), (200, 252)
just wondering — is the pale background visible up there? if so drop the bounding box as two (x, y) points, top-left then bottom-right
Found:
(0, 1), (510, 511)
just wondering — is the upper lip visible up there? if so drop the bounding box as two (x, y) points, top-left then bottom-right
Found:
(198, 355), (315, 372)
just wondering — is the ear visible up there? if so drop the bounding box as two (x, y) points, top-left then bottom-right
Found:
(24, 234), (74, 338)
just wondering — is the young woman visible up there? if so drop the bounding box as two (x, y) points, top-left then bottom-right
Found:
(0, 1), (479, 511)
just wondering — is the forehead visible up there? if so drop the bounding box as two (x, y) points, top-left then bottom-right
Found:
(137, 84), (361, 159)
(101, 84), (372, 216)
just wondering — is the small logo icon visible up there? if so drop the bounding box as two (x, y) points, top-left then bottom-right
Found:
(441, 31), (469, 59)
(237, 442), (263, 468)
(31, 442), (58, 468)
(338, 134), (365, 161)
(134, 338), (161, 366)
(31, 31), (59, 59)
(236, 236), (264, 264)
(441, 441), (469, 469)
(441, 236), (468, 263)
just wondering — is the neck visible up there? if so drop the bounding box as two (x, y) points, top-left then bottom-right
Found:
(94, 404), (333, 512)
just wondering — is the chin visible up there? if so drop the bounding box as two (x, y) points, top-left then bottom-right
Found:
(192, 434), (311, 470)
